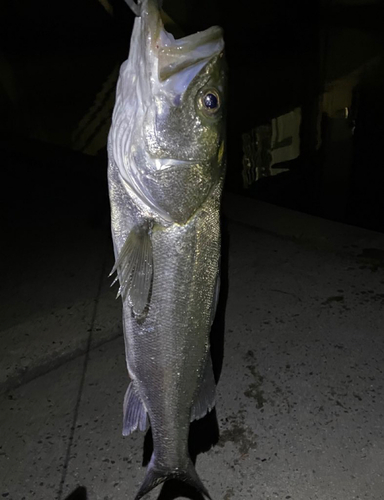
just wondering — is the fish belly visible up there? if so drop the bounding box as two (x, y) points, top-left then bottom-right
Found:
(126, 194), (221, 466)
(109, 154), (222, 468)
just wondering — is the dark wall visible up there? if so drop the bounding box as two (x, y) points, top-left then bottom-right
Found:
(2, 0), (384, 232)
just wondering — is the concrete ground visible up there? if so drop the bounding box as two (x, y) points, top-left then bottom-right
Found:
(1, 191), (384, 500)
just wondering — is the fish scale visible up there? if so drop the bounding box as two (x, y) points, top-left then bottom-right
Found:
(107, 0), (227, 497)
(128, 193), (221, 459)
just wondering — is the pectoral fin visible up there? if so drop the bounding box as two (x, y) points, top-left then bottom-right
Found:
(190, 354), (216, 421)
(110, 224), (153, 316)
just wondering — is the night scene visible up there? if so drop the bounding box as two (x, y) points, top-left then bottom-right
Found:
(1, 0), (384, 499)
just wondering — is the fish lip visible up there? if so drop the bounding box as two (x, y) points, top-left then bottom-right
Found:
(142, 0), (224, 82)
(153, 157), (203, 170)
(158, 31), (224, 81)
(161, 25), (224, 51)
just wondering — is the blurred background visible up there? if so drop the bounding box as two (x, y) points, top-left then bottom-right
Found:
(1, 0), (384, 233)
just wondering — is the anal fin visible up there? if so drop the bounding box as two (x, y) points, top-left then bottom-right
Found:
(190, 354), (216, 422)
(123, 381), (147, 436)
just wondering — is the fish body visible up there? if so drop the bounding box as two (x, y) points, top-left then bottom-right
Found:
(107, 1), (227, 498)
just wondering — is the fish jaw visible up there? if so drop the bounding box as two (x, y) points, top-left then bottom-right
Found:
(109, 0), (227, 223)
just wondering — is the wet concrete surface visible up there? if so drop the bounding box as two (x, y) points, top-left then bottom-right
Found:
(0, 146), (118, 393)
(1, 197), (384, 499)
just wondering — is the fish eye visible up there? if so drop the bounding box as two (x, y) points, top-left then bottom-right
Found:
(198, 89), (221, 116)
(204, 92), (219, 110)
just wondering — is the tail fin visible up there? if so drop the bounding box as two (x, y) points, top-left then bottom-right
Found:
(134, 458), (212, 500)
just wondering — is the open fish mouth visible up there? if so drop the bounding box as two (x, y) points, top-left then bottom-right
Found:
(157, 26), (224, 81)
(135, 0), (224, 86)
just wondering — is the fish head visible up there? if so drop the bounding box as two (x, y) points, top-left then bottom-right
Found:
(110, 0), (227, 223)
(149, 45), (227, 164)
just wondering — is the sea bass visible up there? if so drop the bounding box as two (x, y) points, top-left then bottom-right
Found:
(107, 0), (227, 498)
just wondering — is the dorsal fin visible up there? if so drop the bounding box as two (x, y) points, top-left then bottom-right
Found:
(122, 381), (147, 435)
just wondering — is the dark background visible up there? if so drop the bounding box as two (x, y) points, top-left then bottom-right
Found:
(1, 4), (383, 498)
(1, 0), (384, 235)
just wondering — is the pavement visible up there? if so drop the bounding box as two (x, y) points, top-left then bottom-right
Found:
(1, 182), (384, 499)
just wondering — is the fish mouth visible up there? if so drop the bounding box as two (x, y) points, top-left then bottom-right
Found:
(157, 26), (224, 81)
(152, 157), (203, 170)
(142, 0), (224, 83)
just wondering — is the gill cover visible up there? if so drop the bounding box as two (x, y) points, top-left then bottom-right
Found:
(109, 0), (226, 223)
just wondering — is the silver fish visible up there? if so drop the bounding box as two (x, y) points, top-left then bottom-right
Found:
(107, 0), (227, 498)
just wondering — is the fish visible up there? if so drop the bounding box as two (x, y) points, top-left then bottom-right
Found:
(107, 0), (227, 498)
